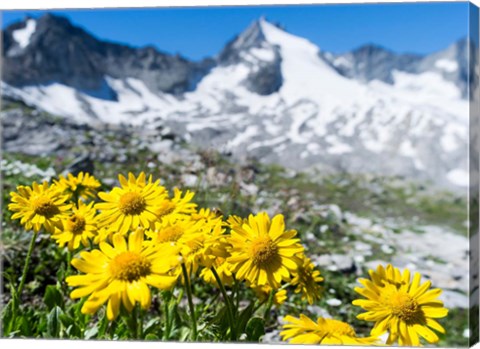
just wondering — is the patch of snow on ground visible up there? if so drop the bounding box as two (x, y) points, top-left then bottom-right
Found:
(1, 159), (55, 181)
(333, 56), (352, 68)
(392, 70), (461, 100)
(441, 132), (459, 152)
(12, 19), (36, 49)
(435, 59), (459, 73)
(399, 140), (416, 157)
(328, 142), (352, 154)
(228, 125), (259, 148)
(447, 169), (469, 187)
(249, 47), (275, 62)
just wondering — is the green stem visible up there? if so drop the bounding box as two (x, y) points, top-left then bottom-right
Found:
(163, 294), (171, 340)
(181, 263), (197, 341)
(233, 277), (240, 311)
(66, 249), (72, 275)
(211, 266), (236, 341)
(17, 232), (36, 297)
(263, 289), (275, 323)
(109, 318), (116, 340)
(128, 305), (139, 339)
(138, 306), (143, 339)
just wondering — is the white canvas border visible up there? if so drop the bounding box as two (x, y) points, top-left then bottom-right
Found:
(1, 1), (478, 349)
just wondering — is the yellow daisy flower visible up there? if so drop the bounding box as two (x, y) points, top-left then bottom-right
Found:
(51, 200), (97, 251)
(200, 257), (235, 287)
(181, 219), (227, 273)
(191, 207), (223, 221)
(145, 216), (205, 247)
(95, 172), (167, 235)
(227, 212), (304, 289)
(66, 230), (180, 320)
(291, 256), (324, 304)
(253, 285), (288, 306)
(226, 214), (247, 228)
(281, 314), (379, 345)
(352, 264), (448, 346)
(8, 181), (71, 233)
(153, 188), (197, 221)
(53, 172), (101, 200)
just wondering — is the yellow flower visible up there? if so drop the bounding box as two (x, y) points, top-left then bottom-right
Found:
(145, 216), (205, 247)
(291, 256), (323, 304)
(180, 218), (227, 272)
(191, 207), (223, 221)
(53, 172), (101, 200)
(281, 314), (379, 345)
(200, 257), (235, 287)
(8, 181), (71, 233)
(253, 285), (287, 306)
(153, 188), (197, 221)
(95, 173), (167, 235)
(352, 264), (448, 346)
(51, 200), (97, 251)
(227, 214), (247, 227)
(227, 212), (303, 289)
(66, 230), (180, 320)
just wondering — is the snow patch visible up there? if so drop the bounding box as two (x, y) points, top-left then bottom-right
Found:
(228, 125), (259, 148)
(333, 56), (352, 68)
(12, 19), (37, 49)
(392, 70), (461, 100)
(328, 142), (352, 154)
(399, 140), (416, 157)
(441, 132), (459, 152)
(249, 47), (275, 62)
(447, 169), (469, 187)
(435, 59), (458, 73)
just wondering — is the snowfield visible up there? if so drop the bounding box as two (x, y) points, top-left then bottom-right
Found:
(2, 19), (470, 188)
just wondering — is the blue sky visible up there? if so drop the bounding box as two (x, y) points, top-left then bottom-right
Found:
(2, 2), (469, 60)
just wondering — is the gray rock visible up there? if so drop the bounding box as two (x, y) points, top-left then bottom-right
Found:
(315, 254), (355, 273)
(2, 13), (214, 97)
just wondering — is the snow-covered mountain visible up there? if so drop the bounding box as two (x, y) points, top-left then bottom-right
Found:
(1, 14), (472, 188)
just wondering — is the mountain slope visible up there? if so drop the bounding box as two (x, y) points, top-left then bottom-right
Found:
(1, 15), (470, 188)
(2, 14), (214, 98)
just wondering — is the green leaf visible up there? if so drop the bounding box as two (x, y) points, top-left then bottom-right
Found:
(143, 318), (160, 336)
(59, 313), (73, 328)
(1, 299), (14, 335)
(97, 311), (109, 338)
(179, 327), (190, 341)
(245, 317), (265, 342)
(44, 285), (65, 310)
(46, 306), (63, 338)
(84, 326), (99, 340)
(236, 302), (255, 334)
(145, 333), (159, 340)
(17, 315), (33, 337)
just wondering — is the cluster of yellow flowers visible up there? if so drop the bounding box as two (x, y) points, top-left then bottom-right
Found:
(281, 263), (448, 345)
(8, 171), (448, 345)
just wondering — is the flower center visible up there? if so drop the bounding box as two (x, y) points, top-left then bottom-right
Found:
(251, 236), (278, 266)
(109, 251), (152, 282)
(157, 225), (184, 243)
(324, 319), (356, 337)
(389, 292), (420, 321)
(66, 214), (86, 235)
(119, 192), (146, 215)
(32, 196), (60, 218)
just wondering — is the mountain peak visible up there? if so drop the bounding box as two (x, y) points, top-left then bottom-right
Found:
(229, 18), (267, 51)
(217, 17), (286, 63)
